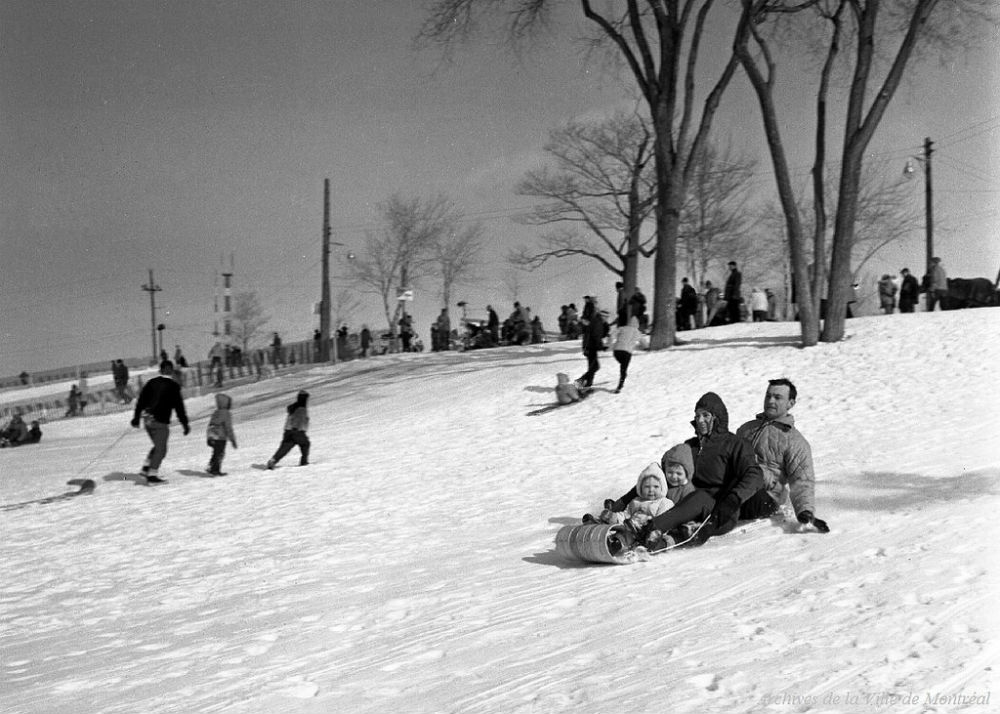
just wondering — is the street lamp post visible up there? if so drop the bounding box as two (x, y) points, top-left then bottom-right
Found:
(905, 137), (934, 311)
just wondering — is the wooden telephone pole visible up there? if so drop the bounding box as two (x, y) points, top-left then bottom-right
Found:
(141, 269), (162, 364)
(923, 138), (934, 312)
(320, 179), (332, 362)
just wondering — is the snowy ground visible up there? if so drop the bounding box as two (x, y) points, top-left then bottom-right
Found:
(2, 309), (999, 714)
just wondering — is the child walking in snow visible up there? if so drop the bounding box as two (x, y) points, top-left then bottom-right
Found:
(205, 392), (237, 475)
(266, 390), (310, 469)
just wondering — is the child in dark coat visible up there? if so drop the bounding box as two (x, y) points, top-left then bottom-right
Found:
(266, 390), (310, 469)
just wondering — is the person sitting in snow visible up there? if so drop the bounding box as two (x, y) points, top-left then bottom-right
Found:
(266, 390), (310, 469)
(1, 414), (30, 447)
(585, 443), (698, 545)
(555, 373), (582, 404)
(603, 392), (764, 546)
(205, 392), (238, 476)
(24, 420), (42, 444)
(584, 462), (676, 550)
(734, 378), (827, 532)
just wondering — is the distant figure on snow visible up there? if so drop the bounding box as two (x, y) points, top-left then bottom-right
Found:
(898, 268), (920, 313)
(1, 414), (30, 447)
(878, 274), (897, 315)
(65, 384), (83, 417)
(205, 392), (238, 476)
(266, 390), (310, 469)
(555, 373), (582, 405)
(724, 261), (743, 323)
(611, 316), (640, 393)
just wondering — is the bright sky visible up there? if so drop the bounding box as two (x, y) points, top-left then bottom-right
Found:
(1, 1), (997, 376)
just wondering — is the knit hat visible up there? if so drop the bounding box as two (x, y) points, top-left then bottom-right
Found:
(635, 462), (668, 496)
(297, 390), (310, 399)
(660, 442), (695, 482)
(694, 391), (729, 433)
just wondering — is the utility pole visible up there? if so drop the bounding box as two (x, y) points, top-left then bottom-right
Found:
(923, 137), (934, 312)
(321, 179), (332, 362)
(141, 269), (162, 364)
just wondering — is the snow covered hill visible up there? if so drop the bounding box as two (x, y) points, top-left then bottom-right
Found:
(2, 309), (999, 713)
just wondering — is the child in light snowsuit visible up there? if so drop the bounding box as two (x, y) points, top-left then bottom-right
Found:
(583, 442), (699, 551)
(266, 390), (310, 469)
(555, 372), (582, 404)
(205, 392), (237, 475)
(584, 462), (673, 524)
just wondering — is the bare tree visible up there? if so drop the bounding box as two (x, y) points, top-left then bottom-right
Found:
(420, 0), (741, 349)
(433, 220), (488, 310)
(230, 291), (269, 353)
(679, 142), (758, 288)
(346, 193), (465, 340)
(331, 288), (364, 331)
(735, 0), (995, 344)
(511, 110), (656, 296)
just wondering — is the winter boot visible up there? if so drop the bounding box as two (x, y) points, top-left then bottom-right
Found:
(266, 459), (276, 470)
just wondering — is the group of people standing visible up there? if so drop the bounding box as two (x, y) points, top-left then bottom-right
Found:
(879, 259), (947, 315)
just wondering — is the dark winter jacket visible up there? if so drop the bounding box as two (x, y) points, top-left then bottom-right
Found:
(681, 284), (698, 312)
(615, 393), (762, 511)
(581, 312), (605, 354)
(899, 274), (920, 306)
(736, 413), (815, 517)
(134, 375), (188, 428)
(284, 391), (310, 432)
(724, 269), (743, 302)
(686, 392), (762, 504)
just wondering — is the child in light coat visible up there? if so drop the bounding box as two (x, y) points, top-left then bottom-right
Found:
(206, 392), (237, 475)
(555, 372), (582, 404)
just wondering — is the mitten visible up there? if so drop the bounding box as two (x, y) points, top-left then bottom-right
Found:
(711, 492), (741, 529)
(797, 510), (830, 533)
(130, 417), (140, 428)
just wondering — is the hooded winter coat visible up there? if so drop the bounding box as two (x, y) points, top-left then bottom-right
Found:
(613, 393), (762, 512)
(685, 392), (763, 504)
(736, 413), (815, 517)
(606, 462), (675, 525)
(284, 391), (310, 432)
(555, 373), (581, 404)
(206, 393), (237, 447)
(660, 442), (697, 504)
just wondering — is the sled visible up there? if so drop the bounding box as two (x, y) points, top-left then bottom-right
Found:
(553, 523), (642, 565)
